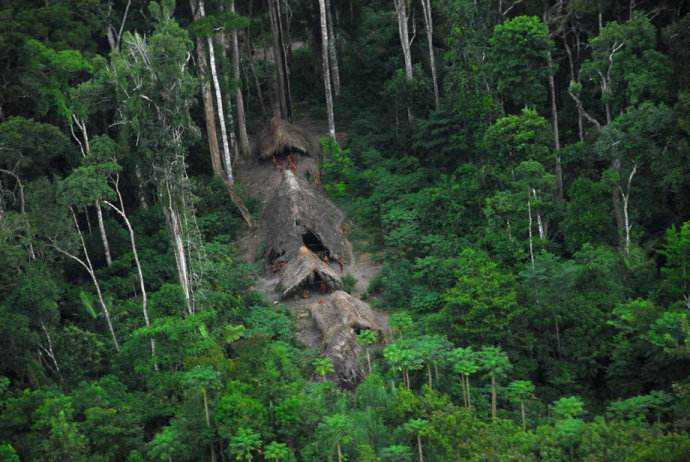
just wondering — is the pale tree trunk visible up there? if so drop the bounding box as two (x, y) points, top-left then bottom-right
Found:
(521, 399), (526, 431)
(527, 190), (535, 270)
(246, 36), (267, 121)
(393, 0), (414, 121)
(38, 320), (61, 380)
(165, 182), (193, 316)
(318, 0), (336, 139)
(619, 163), (637, 255)
(95, 201), (112, 266)
(71, 115), (113, 267)
(326, 0), (341, 96)
(543, 4), (562, 197)
(466, 376), (472, 408)
(277, 0), (294, 118)
(547, 50), (563, 198)
(531, 188), (545, 240)
(420, 0), (439, 111)
(491, 375), (497, 419)
(269, 0), (290, 119)
(417, 433), (424, 462)
(336, 441), (343, 462)
(193, 32), (224, 177)
(0, 169), (35, 259)
(230, 0), (250, 158)
(53, 208), (120, 352)
(104, 175), (157, 369)
(426, 363), (433, 389)
(562, 34), (584, 142)
(202, 389), (217, 462)
(460, 377), (468, 408)
(366, 349), (372, 374)
(191, 0), (254, 227)
(198, 0), (235, 182)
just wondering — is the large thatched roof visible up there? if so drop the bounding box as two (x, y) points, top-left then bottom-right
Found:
(263, 169), (346, 264)
(256, 117), (320, 161)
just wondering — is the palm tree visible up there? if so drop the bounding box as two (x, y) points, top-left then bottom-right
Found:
(479, 345), (512, 419)
(228, 428), (261, 462)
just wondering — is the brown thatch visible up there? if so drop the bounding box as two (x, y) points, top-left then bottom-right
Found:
(263, 169), (346, 265)
(256, 117), (320, 161)
(277, 246), (343, 299)
(308, 291), (386, 387)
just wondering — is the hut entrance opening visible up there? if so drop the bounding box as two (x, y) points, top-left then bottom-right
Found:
(302, 230), (329, 258)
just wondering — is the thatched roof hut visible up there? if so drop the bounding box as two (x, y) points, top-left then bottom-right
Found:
(256, 117), (320, 161)
(277, 246), (343, 299)
(263, 169), (346, 265)
(308, 291), (385, 387)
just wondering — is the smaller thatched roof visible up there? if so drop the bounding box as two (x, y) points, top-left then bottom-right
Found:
(256, 117), (319, 161)
(277, 246), (343, 299)
(308, 291), (386, 387)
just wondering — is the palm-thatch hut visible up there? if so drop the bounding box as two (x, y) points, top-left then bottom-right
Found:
(256, 117), (320, 161)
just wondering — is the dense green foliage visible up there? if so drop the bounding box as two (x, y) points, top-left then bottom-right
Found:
(1, 0), (690, 460)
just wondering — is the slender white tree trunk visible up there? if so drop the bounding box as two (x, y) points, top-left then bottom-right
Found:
(71, 116), (113, 266)
(199, 0), (234, 184)
(54, 208), (120, 351)
(326, 0), (341, 96)
(104, 177), (157, 368)
(528, 190), (535, 270)
(95, 201), (112, 266)
(420, 0), (439, 110)
(619, 163), (637, 255)
(318, 0), (336, 139)
(393, 0), (414, 121)
(230, 0), (250, 158)
(547, 50), (563, 198)
(417, 433), (424, 462)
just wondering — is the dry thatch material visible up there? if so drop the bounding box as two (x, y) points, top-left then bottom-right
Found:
(263, 169), (346, 265)
(256, 117), (319, 161)
(308, 291), (385, 387)
(277, 246), (342, 299)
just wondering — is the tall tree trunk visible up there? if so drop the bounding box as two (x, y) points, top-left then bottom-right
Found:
(191, 0), (254, 227)
(202, 389), (217, 462)
(194, 33), (224, 177)
(104, 177), (156, 368)
(269, 0), (289, 119)
(277, 0), (294, 119)
(521, 399), (526, 431)
(71, 116), (113, 267)
(611, 158), (626, 252)
(546, 50), (563, 198)
(491, 375), (497, 419)
(466, 376), (472, 408)
(95, 201), (112, 266)
(54, 208), (120, 351)
(336, 441), (343, 462)
(562, 34), (584, 142)
(165, 188), (193, 316)
(426, 363), (433, 389)
(420, 0), (439, 111)
(325, 0), (341, 96)
(199, 0), (235, 182)
(460, 377), (468, 408)
(393, 0), (414, 122)
(318, 0), (336, 139)
(417, 433), (424, 462)
(230, 0), (250, 158)
(527, 191), (535, 270)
